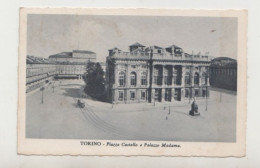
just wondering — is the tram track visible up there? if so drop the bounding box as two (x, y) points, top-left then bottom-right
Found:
(73, 97), (159, 140)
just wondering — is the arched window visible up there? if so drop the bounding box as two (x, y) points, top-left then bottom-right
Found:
(201, 72), (207, 85)
(118, 71), (125, 86)
(141, 72), (147, 85)
(130, 72), (137, 86)
(185, 72), (191, 85)
(194, 72), (200, 85)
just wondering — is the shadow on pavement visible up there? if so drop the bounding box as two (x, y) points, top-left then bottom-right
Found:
(62, 88), (81, 99)
(210, 87), (237, 96)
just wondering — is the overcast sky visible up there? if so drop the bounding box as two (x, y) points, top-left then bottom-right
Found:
(27, 14), (237, 61)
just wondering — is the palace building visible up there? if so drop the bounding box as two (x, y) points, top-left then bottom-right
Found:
(106, 42), (211, 104)
(49, 50), (96, 80)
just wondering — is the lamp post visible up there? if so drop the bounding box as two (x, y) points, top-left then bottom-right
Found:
(205, 86), (208, 111)
(168, 101), (171, 115)
(205, 68), (209, 111)
(40, 86), (45, 104)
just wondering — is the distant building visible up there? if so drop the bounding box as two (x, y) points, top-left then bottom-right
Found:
(106, 42), (211, 104)
(49, 50), (96, 79)
(26, 56), (56, 93)
(209, 57), (237, 91)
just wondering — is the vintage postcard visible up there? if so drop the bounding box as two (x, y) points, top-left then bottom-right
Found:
(18, 8), (247, 156)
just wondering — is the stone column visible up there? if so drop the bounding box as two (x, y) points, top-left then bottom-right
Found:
(152, 89), (155, 102)
(170, 65), (173, 86)
(191, 67), (194, 87)
(161, 65), (164, 86)
(161, 88), (165, 102)
(199, 71), (202, 87)
(181, 66), (185, 87)
(171, 66), (175, 87)
(114, 64), (118, 87)
(137, 65), (141, 87)
(171, 88), (175, 102)
(125, 64), (129, 87)
(207, 69), (210, 86)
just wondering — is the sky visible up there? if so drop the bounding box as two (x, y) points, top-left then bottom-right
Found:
(27, 14), (238, 62)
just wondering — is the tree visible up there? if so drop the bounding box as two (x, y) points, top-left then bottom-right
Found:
(83, 62), (106, 101)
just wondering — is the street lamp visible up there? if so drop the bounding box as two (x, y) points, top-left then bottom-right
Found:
(205, 86), (208, 111)
(40, 86), (45, 104)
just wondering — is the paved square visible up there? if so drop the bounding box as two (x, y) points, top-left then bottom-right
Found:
(26, 80), (236, 142)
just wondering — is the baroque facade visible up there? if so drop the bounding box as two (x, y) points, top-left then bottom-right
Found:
(106, 43), (211, 104)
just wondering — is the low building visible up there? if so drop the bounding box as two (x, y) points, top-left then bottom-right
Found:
(106, 42), (211, 104)
(26, 56), (56, 93)
(209, 57), (237, 91)
(49, 50), (96, 79)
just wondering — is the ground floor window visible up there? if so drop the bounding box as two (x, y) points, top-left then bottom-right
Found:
(195, 89), (199, 97)
(202, 89), (207, 97)
(130, 91), (135, 100)
(141, 91), (146, 100)
(185, 89), (190, 98)
(118, 91), (124, 101)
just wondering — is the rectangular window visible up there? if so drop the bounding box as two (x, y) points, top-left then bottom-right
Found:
(119, 77), (124, 86)
(131, 76), (136, 86)
(130, 91), (135, 100)
(141, 76), (147, 85)
(141, 91), (146, 100)
(195, 89), (199, 97)
(202, 89), (206, 97)
(185, 77), (190, 85)
(131, 65), (136, 68)
(118, 91), (124, 101)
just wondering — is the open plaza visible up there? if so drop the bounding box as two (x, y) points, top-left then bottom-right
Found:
(26, 80), (236, 142)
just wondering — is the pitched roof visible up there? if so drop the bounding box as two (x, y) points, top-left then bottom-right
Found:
(108, 47), (122, 51)
(166, 44), (181, 49)
(146, 45), (163, 50)
(49, 52), (73, 58)
(129, 42), (145, 47)
(130, 48), (145, 53)
(73, 50), (95, 54)
(27, 55), (51, 64)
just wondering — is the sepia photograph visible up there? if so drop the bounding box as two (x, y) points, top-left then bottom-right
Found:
(18, 8), (247, 156)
